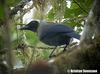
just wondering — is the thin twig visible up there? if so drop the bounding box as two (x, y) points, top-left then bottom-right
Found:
(73, 0), (88, 14)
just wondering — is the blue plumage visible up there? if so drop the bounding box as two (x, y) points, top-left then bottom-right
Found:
(19, 21), (80, 57)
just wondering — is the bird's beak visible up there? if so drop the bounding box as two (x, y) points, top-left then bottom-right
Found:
(18, 25), (29, 30)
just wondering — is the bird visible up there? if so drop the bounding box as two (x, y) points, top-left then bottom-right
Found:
(19, 20), (80, 57)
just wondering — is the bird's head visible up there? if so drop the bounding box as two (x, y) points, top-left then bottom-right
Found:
(19, 21), (39, 32)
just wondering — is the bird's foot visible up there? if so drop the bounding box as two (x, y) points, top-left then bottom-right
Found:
(49, 54), (57, 58)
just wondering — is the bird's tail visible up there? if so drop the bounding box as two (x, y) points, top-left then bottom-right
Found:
(67, 32), (80, 40)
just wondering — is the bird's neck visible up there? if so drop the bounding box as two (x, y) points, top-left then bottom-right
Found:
(40, 21), (48, 26)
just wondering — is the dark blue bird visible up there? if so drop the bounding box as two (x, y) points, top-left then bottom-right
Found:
(19, 21), (80, 57)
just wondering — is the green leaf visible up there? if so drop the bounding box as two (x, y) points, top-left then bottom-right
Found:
(25, 31), (39, 45)
(47, 8), (55, 21)
(7, 0), (20, 6)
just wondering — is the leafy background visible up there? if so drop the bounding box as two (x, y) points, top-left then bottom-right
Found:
(0, 0), (93, 69)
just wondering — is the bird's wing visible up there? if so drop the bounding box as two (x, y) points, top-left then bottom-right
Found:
(47, 24), (80, 39)
(63, 32), (80, 40)
(38, 24), (72, 38)
(47, 24), (74, 33)
(38, 24), (80, 40)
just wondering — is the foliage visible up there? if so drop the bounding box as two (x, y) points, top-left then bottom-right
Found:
(0, 0), (94, 69)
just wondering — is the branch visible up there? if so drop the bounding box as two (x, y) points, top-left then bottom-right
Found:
(80, 0), (100, 45)
(15, 3), (34, 21)
(10, 0), (31, 16)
